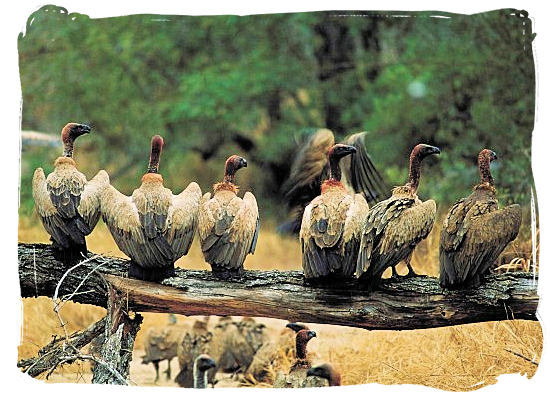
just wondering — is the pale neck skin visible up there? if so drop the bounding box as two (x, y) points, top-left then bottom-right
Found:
(193, 368), (208, 389)
(478, 150), (494, 186)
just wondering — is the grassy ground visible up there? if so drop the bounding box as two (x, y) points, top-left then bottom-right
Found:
(17, 216), (542, 390)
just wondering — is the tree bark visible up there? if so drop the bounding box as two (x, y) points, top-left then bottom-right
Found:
(18, 243), (539, 331)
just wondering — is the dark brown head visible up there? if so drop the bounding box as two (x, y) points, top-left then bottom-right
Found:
(307, 363), (341, 386)
(286, 322), (309, 333)
(296, 329), (316, 359)
(327, 144), (356, 181)
(61, 123), (91, 157)
(478, 149), (497, 186)
(147, 135), (164, 173)
(407, 143), (441, 193)
(223, 155), (248, 184)
(194, 354), (216, 372)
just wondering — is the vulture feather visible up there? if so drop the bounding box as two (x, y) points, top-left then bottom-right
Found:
(32, 123), (109, 261)
(101, 135), (201, 281)
(198, 155), (260, 277)
(439, 149), (522, 288)
(356, 144), (440, 290)
(280, 129), (388, 234)
(300, 144), (369, 280)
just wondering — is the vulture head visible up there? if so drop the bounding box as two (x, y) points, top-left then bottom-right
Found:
(327, 144), (356, 181)
(478, 149), (497, 186)
(295, 329), (317, 359)
(306, 363), (341, 386)
(147, 135), (164, 173)
(194, 354), (217, 372)
(411, 143), (441, 160)
(407, 143), (441, 193)
(223, 155), (248, 184)
(61, 123), (91, 157)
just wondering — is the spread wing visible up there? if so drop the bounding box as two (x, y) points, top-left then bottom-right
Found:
(166, 182), (202, 260)
(32, 167), (89, 248)
(340, 132), (389, 203)
(357, 197), (436, 279)
(101, 184), (172, 267)
(78, 170), (110, 230)
(440, 198), (521, 287)
(199, 192), (260, 271)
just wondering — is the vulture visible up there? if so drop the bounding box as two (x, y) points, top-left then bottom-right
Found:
(32, 122), (109, 262)
(280, 129), (388, 234)
(356, 144), (440, 290)
(306, 363), (342, 386)
(198, 155), (260, 277)
(300, 144), (369, 280)
(273, 329), (317, 388)
(175, 319), (213, 387)
(439, 149), (522, 289)
(246, 322), (310, 383)
(101, 135), (202, 281)
(193, 354), (217, 389)
(141, 316), (180, 382)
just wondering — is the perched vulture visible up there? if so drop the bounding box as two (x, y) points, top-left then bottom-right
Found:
(198, 155), (260, 277)
(175, 319), (213, 387)
(273, 329), (317, 388)
(32, 122), (109, 262)
(439, 149), (522, 289)
(101, 135), (202, 281)
(193, 354), (217, 389)
(300, 144), (369, 280)
(306, 363), (342, 386)
(246, 322), (310, 383)
(280, 129), (388, 234)
(141, 316), (180, 382)
(356, 144), (440, 290)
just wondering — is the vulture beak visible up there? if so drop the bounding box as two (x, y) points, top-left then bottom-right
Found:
(346, 145), (357, 155)
(309, 330), (317, 338)
(206, 358), (216, 369)
(241, 158), (248, 168)
(491, 151), (498, 161)
(81, 124), (92, 134)
(429, 145), (441, 155)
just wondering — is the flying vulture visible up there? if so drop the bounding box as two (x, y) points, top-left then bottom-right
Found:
(300, 144), (369, 280)
(101, 135), (202, 281)
(439, 149), (522, 288)
(280, 129), (388, 234)
(356, 144), (440, 290)
(198, 155), (260, 277)
(32, 122), (109, 262)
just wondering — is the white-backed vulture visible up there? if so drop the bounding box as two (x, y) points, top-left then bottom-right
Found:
(300, 144), (369, 280)
(356, 144), (440, 290)
(141, 316), (180, 382)
(101, 135), (202, 281)
(198, 155), (260, 277)
(439, 149), (522, 288)
(193, 354), (216, 388)
(32, 123), (109, 262)
(280, 129), (388, 234)
(273, 329), (317, 388)
(306, 363), (342, 386)
(175, 319), (213, 387)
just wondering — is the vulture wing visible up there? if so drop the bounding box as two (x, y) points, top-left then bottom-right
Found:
(341, 193), (370, 276)
(357, 197), (436, 280)
(340, 132), (389, 203)
(78, 170), (110, 231)
(199, 191), (260, 271)
(166, 182), (202, 260)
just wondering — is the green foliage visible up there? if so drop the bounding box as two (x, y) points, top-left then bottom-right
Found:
(18, 6), (535, 220)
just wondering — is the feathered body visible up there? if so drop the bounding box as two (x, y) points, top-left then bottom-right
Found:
(175, 319), (213, 387)
(306, 363), (342, 387)
(439, 149), (522, 288)
(198, 155), (260, 277)
(300, 144), (369, 280)
(32, 123), (109, 261)
(356, 144), (440, 290)
(141, 322), (180, 382)
(101, 135), (201, 281)
(281, 129), (387, 234)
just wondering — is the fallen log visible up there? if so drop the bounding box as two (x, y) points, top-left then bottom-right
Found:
(18, 243), (539, 331)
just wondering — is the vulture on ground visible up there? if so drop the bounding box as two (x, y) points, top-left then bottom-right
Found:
(300, 144), (369, 281)
(306, 363), (342, 386)
(198, 155), (260, 277)
(141, 316), (180, 382)
(439, 149), (522, 289)
(273, 329), (318, 388)
(356, 144), (440, 290)
(246, 322), (310, 383)
(101, 135), (202, 281)
(175, 319), (213, 387)
(280, 129), (388, 234)
(32, 122), (109, 262)
(193, 354), (217, 389)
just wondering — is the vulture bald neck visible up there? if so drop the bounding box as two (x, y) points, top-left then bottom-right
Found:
(476, 148), (497, 190)
(404, 143), (440, 194)
(193, 355), (216, 389)
(321, 144), (357, 193)
(146, 134), (164, 174)
(61, 122), (91, 158)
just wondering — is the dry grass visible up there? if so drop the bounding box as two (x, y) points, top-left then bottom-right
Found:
(17, 217), (542, 390)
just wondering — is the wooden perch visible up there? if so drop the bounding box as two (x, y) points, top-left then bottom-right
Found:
(18, 243), (539, 331)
